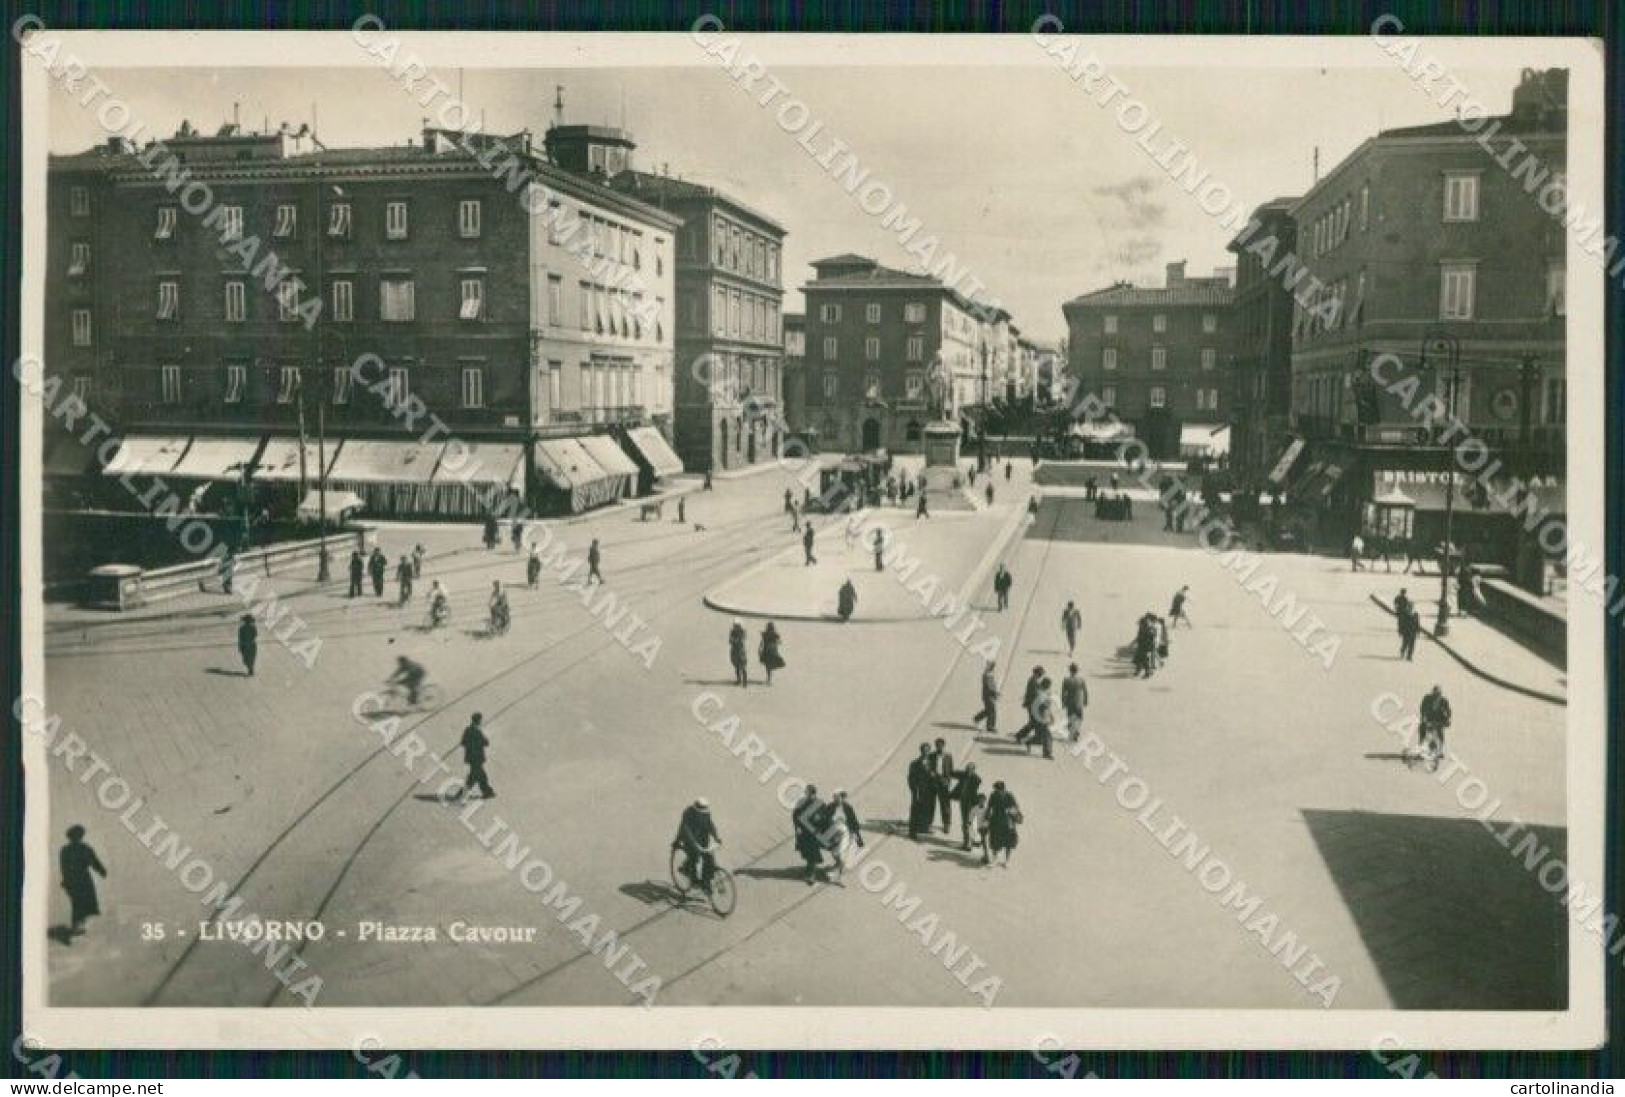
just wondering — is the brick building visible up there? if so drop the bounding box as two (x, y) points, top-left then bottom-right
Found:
(608, 168), (786, 472)
(44, 120), (685, 518)
(800, 254), (997, 454)
(1280, 67), (1567, 568)
(1226, 198), (1299, 485)
(1062, 261), (1236, 459)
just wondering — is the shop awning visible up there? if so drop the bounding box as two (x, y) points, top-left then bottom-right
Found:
(1179, 423), (1230, 457)
(624, 425), (684, 478)
(578, 434), (640, 479)
(433, 440), (526, 489)
(168, 436), (264, 481)
(1070, 420), (1135, 442)
(534, 438), (619, 512)
(251, 436), (333, 483)
(103, 435), (190, 477)
(1266, 438), (1307, 486)
(44, 429), (101, 476)
(326, 440), (442, 483)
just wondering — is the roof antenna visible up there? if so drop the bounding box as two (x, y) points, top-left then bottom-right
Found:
(553, 85), (565, 130)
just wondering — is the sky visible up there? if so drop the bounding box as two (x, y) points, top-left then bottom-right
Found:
(51, 61), (1526, 345)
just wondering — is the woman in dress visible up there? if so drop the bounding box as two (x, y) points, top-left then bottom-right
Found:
(986, 781), (1021, 867)
(59, 825), (107, 938)
(758, 622), (785, 685)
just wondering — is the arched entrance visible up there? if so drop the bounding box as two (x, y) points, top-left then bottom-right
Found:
(861, 418), (882, 451)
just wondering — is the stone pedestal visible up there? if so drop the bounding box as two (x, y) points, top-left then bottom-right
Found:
(919, 419), (981, 511)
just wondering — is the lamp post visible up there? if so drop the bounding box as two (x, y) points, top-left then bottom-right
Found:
(1420, 332), (1461, 637)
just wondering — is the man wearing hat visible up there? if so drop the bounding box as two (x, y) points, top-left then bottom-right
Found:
(674, 797), (721, 889)
(456, 713), (494, 801)
(236, 613), (258, 677)
(1014, 665), (1045, 742)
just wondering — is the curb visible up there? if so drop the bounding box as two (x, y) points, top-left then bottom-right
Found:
(702, 487), (1034, 625)
(1368, 594), (1565, 707)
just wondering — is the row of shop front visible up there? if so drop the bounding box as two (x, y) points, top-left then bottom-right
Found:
(1265, 435), (1565, 584)
(44, 427), (685, 520)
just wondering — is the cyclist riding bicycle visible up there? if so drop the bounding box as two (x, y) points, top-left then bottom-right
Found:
(1418, 684), (1452, 760)
(386, 655), (428, 706)
(488, 580), (511, 632)
(672, 798), (721, 890)
(428, 580), (450, 626)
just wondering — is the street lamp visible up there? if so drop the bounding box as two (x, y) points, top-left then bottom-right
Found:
(1419, 331), (1461, 637)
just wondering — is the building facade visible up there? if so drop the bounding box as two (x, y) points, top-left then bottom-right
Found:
(800, 254), (997, 454)
(609, 169), (786, 472)
(781, 311), (807, 440)
(1062, 261), (1236, 458)
(1226, 198), (1299, 485)
(45, 121), (683, 517)
(1281, 68), (1566, 570)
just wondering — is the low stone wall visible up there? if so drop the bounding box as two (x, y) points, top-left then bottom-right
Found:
(83, 526), (375, 610)
(1478, 577), (1566, 669)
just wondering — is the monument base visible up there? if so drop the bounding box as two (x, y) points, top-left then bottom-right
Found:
(917, 419), (981, 511)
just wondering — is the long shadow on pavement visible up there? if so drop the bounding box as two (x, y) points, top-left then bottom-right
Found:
(1302, 808), (1566, 1009)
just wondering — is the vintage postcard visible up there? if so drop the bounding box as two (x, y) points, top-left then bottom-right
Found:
(15, 26), (1607, 1051)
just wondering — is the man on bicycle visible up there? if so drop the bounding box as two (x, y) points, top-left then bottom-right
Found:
(428, 580), (450, 626)
(386, 655), (428, 706)
(1419, 685), (1452, 759)
(488, 580), (511, 632)
(673, 798), (720, 890)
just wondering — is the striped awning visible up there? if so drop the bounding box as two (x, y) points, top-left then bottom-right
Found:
(326, 440), (442, 483)
(624, 425), (684, 478)
(168, 436), (265, 481)
(103, 435), (189, 476)
(434, 440), (526, 489)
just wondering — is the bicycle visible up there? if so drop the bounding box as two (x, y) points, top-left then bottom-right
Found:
(381, 679), (442, 710)
(488, 602), (511, 636)
(425, 599), (450, 630)
(669, 842), (735, 917)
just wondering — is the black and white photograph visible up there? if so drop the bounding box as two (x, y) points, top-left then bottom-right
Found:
(14, 25), (1608, 1052)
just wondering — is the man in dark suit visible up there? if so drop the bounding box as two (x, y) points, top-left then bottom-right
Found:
(971, 658), (999, 732)
(928, 738), (956, 833)
(1014, 665), (1044, 741)
(906, 743), (934, 840)
(368, 547), (388, 597)
(457, 713), (495, 800)
(348, 549), (365, 598)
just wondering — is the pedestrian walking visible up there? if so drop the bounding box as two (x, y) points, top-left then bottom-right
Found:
(397, 555), (415, 604)
(790, 501), (801, 533)
(728, 619), (750, 686)
(59, 825), (107, 938)
(587, 538), (603, 584)
(1398, 604), (1421, 661)
(1350, 533), (1366, 571)
(456, 713), (495, 800)
(483, 515), (500, 552)
(986, 781), (1021, 866)
(928, 737), (957, 832)
(993, 564), (1014, 611)
(963, 793), (990, 862)
(758, 621), (785, 684)
(872, 528), (886, 572)
(1133, 613), (1158, 678)
(802, 524), (817, 566)
(952, 762), (984, 850)
(236, 613), (258, 677)
(219, 551), (236, 595)
(784, 488), (793, 514)
(1014, 665), (1045, 742)
(1169, 584), (1191, 627)
(916, 491), (930, 520)
(347, 549), (365, 598)
(1005, 461), (1013, 481)
(511, 518), (525, 553)
(1394, 587), (1413, 620)
(971, 658), (1000, 733)
(793, 785), (828, 884)
(837, 578), (857, 622)
(985, 481), (995, 507)
(907, 743), (935, 840)
(369, 546), (388, 597)
(411, 543), (426, 579)
(821, 790), (864, 883)
(1061, 662), (1089, 740)
(677, 496), (687, 524)
(1025, 676), (1057, 759)
(1061, 599), (1082, 654)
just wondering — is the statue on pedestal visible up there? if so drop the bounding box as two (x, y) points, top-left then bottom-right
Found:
(927, 352), (956, 423)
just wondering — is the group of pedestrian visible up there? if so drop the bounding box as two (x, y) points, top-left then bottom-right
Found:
(792, 785), (864, 884)
(1094, 492), (1135, 521)
(728, 619), (787, 686)
(904, 740), (1019, 865)
(1132, 610), (1170, 678)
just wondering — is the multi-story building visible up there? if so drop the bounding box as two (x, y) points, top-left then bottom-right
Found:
(781, 311), (807, 440)
(1063, 260), (1236, 458)
(1282, 67), (1566, 568)
(44, 120), (685, 517)
(608, 168), (786, 472)
(801, 254), (1000, 453)
(1226, 197), (1299, 486)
